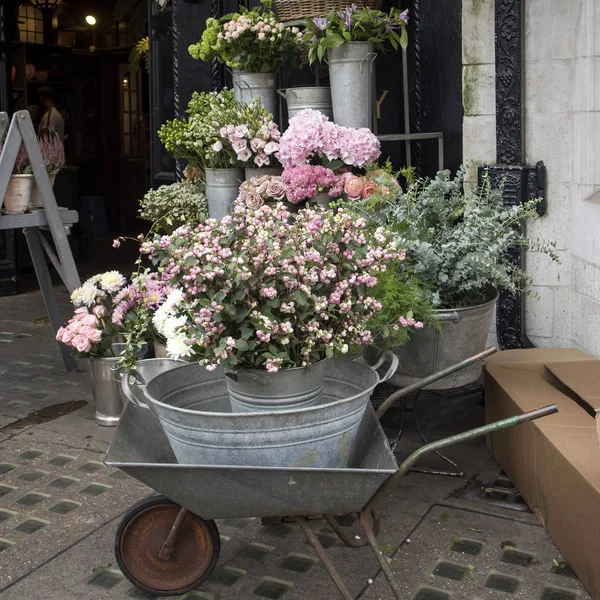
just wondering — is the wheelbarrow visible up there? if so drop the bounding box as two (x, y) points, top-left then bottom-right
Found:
(105, 348), (558, 599)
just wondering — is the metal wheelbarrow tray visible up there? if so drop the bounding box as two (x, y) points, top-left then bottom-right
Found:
(105, 348), (558, 599)
(106, 399), (397, 520)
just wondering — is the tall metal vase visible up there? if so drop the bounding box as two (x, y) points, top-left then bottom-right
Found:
(232, 69), (278, 119)
(204, 168), (243, 220)
(328, 42), (377, 129)
(277, 86), (333, 123)
(88, 357), (126, 426)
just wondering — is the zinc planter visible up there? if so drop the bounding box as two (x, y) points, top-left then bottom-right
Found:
(244, 167), (283, 180)
(312, 192), (332, 209)
(4, 174), (33, 213)
(328, 42), (377, 129)
(232, 69), (278, 118)
(204, 168), (243, 221)
(29, 172), (57, 209)
(391, 290), (499, 390)
(225, 360), (328, 413)
(88, 357), (128, 426)
(277, 86), (333, 122)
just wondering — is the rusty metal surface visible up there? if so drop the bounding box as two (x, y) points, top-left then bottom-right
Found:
(118, 500), (219, 594)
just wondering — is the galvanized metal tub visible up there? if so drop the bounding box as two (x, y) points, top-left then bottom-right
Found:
(391, 290), (498, 389)
(105, 397), (397, 520)
(328, 42), (376, 129)
(224, 359), (328, 413)
(232, 69), (278, 118)
(277, 86), (333, 122)
(204, 168), (243, 221)
(141, 356), (396, 468)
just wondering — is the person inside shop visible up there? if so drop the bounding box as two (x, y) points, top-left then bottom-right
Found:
(37, 86), (65, 142)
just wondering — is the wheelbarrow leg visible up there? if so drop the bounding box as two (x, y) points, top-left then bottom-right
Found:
(359, 510), (402, 600)
(158, 507), (189, 560)
(296, 516), (354, 600)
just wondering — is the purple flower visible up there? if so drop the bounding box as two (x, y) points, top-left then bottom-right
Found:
(313, 16), (328, 31)
(399, 9), (409, 23)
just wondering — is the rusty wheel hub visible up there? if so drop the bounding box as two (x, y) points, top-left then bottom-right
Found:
(119, 502), (218, 595)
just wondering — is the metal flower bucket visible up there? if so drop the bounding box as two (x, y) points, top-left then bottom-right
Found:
(277, 86), (333, 122)
(124, 355), (398, 468)
(328, 42), (376, 129)
(204, 168), (243, 221)
(232, 69), (278, 118)
(224, 360), (328, 413)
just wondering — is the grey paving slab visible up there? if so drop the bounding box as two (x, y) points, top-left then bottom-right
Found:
(0, 429), (149, 590)
(362, 504), (590, 600)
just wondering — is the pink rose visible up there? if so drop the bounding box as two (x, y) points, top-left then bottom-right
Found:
(81, 314), (99, 327)
(74, 307), (88, 315)
(61, 327), (75, 344)
(56, 326), (65, 342)
(87, 328), (103, 344)
(92, 305), (107, 318)
(362, 182), (378, 198)
(340, 171), (354, 184)
(72, 334), (92, 354)
(344, 176), (364, 200)
(266, 178), (286, 200)
(245, 192), (264, 210)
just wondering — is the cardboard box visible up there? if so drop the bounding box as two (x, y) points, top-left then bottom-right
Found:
(485, 348), (600, 598)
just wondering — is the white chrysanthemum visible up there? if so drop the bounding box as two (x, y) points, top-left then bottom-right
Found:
(100, 271), (126, 293)
(75, 283), (99, 307)
(161, 315), (189, 339)
(166, 333), (192, 359)
(164, 289), (184, 309)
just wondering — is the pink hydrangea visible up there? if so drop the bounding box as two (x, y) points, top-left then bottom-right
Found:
(281, 165), (344, 203)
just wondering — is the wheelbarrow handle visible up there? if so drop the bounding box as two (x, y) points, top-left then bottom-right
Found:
(364, 403), (559, 514)
(375, 347), (498, 420)
(121, 369), (153, 411)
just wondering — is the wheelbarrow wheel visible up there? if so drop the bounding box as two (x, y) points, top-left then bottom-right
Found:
(115, 495), (220, 597)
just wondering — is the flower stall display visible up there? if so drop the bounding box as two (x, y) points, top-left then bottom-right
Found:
(159, 89), (282, 220)
(138, 199), (420, 411)
(30, 129), (65, 209)
(303, 5), (409, 127)
(138, 179), (208, 234)
(189, 0), (303, 116)
(56, 271), (172, 425)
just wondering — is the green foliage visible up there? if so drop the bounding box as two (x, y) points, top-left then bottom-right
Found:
(369, 165), (560, 308)
(304, 6), (409, 64)
(129, 37), (149, 73)
(138, 180), (208, 234)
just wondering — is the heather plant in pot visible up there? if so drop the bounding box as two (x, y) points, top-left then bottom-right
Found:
(348, 164), (559, 388)
(29, 129), (65, 209)
(138, 199), (421, 411)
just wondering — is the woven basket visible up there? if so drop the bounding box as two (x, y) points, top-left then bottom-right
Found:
(275, 0), (382, 23)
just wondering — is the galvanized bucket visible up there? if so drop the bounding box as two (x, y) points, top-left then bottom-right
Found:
(88, 357), (125, 427)
(391, 290), (499, 389)
(244, 167), (283, 180)
(232, 69), (278, 118)
(328, 42), (376, 129)
(204, 168), (243, 221)
(277, 86), (333, 122)
(224, 360), (328, 413)
(133, 354), (398, 468)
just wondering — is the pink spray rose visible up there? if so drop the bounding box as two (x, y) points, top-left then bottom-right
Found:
(361, 182), (378, 198)
(72, 334), (92, 354)
(266, 179), (286, 200)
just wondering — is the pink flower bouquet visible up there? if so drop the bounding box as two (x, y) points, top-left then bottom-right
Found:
(237, 175), (286, 209)
(281, 165), (344, 204)
(219, 115), (281, 168)
(278, 109), (381, 169)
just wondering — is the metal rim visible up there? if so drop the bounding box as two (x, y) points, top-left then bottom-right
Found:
(115, 495), (220, 596)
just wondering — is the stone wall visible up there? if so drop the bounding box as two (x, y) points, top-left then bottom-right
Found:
(462, 0), (600, 356)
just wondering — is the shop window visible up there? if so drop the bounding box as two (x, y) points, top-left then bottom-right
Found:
(18, 3), (44, 45)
